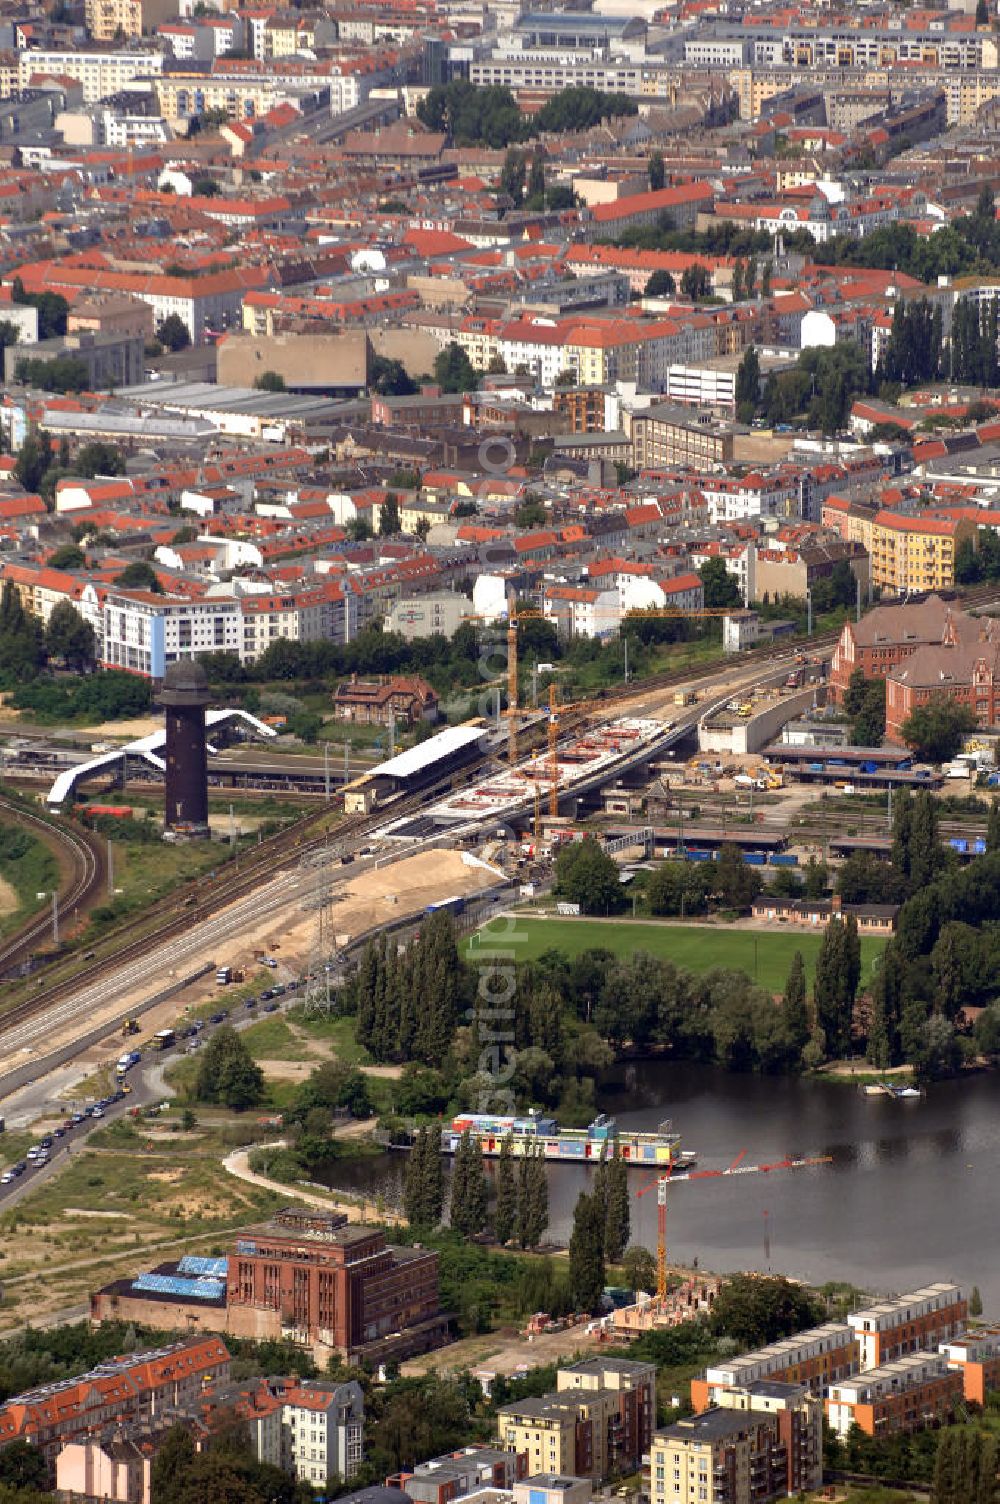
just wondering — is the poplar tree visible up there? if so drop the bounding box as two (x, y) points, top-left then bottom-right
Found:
(404, 1125), (443, 1229)
(450, 1130), (488, 1238)
(782, 951), (810, 1057)
(603, 1148), (630, 1263)
(515, 1144), (548, 1249)
(494, 1136), (516, 1245)
(569, 1190), (606, 1313)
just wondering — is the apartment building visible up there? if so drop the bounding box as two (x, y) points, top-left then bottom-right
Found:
(827, 1354), (962, 1439)
(16, 49), (164, 103)
(85, 0), (176, 40)
(391, 1445), (526, 1504)
(848, 1284), (968, 1370)
(498, 1359), (655, 1482)
(715, 1384), (822, 1496)
(556, 1359), (656, 1472)
(868, 511), (972, 595)
(280, 1380), (364, 1486)
(700, 473), (800, 525)
(102, 591), (242, 678)
(630, 404), (735, 470)
(649, 1397), (812, 1504)
(0, 1339), (231, 1466)
(940, 1330), (1000, 1405)
(543, 584), (620, 640)
(691, 1323), (858, 1412)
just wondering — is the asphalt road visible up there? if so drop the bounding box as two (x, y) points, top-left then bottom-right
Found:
(0, 988), (300, 1207)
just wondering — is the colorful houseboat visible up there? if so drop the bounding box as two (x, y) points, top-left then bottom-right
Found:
(441, 1111), (691, 1167)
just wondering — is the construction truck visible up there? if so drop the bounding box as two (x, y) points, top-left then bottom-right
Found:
(121, 1018), (140, 1037)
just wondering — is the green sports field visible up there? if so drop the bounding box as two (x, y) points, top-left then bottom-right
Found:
(465, 918), (887, 993)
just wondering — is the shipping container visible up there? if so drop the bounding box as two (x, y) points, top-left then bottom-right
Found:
(768, 853), (800, 867)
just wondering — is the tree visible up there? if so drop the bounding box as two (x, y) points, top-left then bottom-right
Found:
(644, 269), (676, 298)
(813, 916), (858, 1059)
(852, 678), (886, 747)
(12, 281), (69, 339)
(433, 342), (478, 394)
(253, 370), (285, 391)
(500, 148), (526, 208)
(114, 560), (162, 593)
(75, 441), (125, 477)
(194, 1025), (265, 1110)
(449, 1129), (488, 1238)
(568, 1189), (606, 1312)
(970, 1283), (983, 1317)
(14, 432), (53, 494)
(699, 556), (742, 609)
(0, 580), (45, 682)
(47, 544), (85, 570)
(515, 1145), (548, 1249)
(900, 695), (977, 763)
(487, 353), (507, 374)
(151, 1424), (198, 1504)
(379, 493), (401, 537)
(680, 263), (712, 301)
(602, 1148), (629, 1262)
(554, 834), (624, 915)
(714, 843), (762, 910)
(494, 1135), (516, 1244)
(404, 1125), (444, 1230)
(370, 354), (417, 396)
(0, 1441), (48, 1492)
(648, 151), (665, 192)
(621, 1244), (656, 1293)
(782, 951), (810, 1060)
(45, 599), (95, 670)
(157, 314), (190, 351)
(735, 345), (760, 421)
(709, 1273), (822, 1348)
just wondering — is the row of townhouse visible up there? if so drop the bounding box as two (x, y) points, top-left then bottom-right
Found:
(692, 1283), (969, 1441)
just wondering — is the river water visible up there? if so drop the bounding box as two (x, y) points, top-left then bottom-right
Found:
(324, 1061), (1000, 1306)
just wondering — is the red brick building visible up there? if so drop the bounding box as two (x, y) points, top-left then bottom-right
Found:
(830, 595), (962, 704)
(228, 1209), (446, 1361)
(884, 616), (1000, 744)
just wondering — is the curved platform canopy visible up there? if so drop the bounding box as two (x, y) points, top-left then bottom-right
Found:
(46, 708), (276, 807)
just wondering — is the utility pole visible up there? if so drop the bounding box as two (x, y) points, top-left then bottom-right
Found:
(389, 713), (396, 759)
(624, 635), (629, 685)
(229, 802), (236, 848)
(51, 890), (59, 946)
(324, 742), (330, 801)
(107, 839), (114, 899)
(531, 661), (538, 710)
(343, 741), (349, 784)
(806, 589), (813, 638)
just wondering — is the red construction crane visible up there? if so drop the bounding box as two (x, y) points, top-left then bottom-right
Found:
(637, 1150), (832, 1305)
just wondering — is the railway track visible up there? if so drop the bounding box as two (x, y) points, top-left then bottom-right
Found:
(0, 625), (846, 1050)
(0, 799), (103, 975)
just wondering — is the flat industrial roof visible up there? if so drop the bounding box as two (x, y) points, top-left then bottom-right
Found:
(372, 724), (486, 782)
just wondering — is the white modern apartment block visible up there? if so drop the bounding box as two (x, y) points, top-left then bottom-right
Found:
(18, 49), (164, 104)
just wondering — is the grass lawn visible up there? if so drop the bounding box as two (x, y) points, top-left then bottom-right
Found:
(241, 1016), (314, 1061)
(286, 1008), (375, 1066)
(465, 918), (888, 994)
